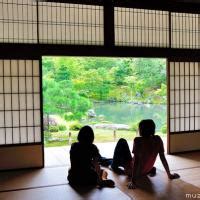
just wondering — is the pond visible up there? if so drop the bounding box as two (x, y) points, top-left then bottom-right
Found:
(93, 103), (167, 131)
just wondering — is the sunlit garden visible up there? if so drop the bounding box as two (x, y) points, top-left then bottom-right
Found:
(43, 57), (167, 147)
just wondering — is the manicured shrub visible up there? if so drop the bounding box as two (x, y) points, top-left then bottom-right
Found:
(69, 121), (82, 131)
(49, 125), (59, 132)
(58, 124), (67, 131)
(64, 112), (74, 120)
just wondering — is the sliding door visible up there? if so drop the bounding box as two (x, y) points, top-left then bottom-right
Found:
(168, 61), (200, 153)
(0, 59), (43, 170)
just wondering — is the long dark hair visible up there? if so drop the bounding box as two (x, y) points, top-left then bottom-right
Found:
(77, 125), (94, 144)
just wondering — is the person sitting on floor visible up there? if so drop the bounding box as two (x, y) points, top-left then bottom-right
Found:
(111, 119), (180, 189)
(68, 125), (115, 187)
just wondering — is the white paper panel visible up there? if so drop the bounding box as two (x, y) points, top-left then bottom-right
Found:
(170, 91), (174, 104)
(170, 62), (174, 75)
(34, 77), (40, 92)
(170, 77), (174, 90)
(0, 95), (4, 110)
(195, 90), (199, 102)
(34, 94), (40, 109)
(34, 110), (40, 126)
(190, 117), (195, 130)
(13, 128), (20, 143)
(27, 94), (33, 109)
(195, 77), (199, 88)
(26, 60), (32, 76)
(180, 90), (184, 103)
(0, 60), (3, 75)
(180, 104), (184, 117)
(12, 77), (18, 93)
(195, 104), (200, 116)
(5, 94), (11, 110)
(185, 63), (189, 75)
(13, 111), (19, 126)
(185, 90), (189, 103)
(170, 119), (174, 132)
(170, 105), (174, 118)
(20, 111), (26, 126)
(185, 104), (190, 117)
(19, 60), (25, 76)
(20, 127), (27, 143)
(33, 60), (39, 76)
(4, 60), (10, 76)
(185, 118), (190, 130)
(180, 118), (185, 131)
(5, 111), (12, 127)
(190, 104), (194, 116)
(175, 105), (180, 118)
(35, 127), (41, 142)
(175, 76), (179, 89)
(26, 77), (33, 92)
(180, 77), (184, 89)
(0, 77), (3, 93)
(27, 110), (33, 126)
(0, 112), (4, 127)
(12, 94), (19, 110)
(19, 94), (26, 109)
(195, 63), (199, 74)
(4, 77), (11, 93)
(175, 91), (179, 103)
(19, 77), (26, 92)
(11, 60), (18, 76)
(0, 129), (5, 144)
(190, 76), (195, 89)
(6, 128), (12, 144)
(190, 63), (195, 75)
(180, 63), (185, 75)
(190, 90), (195, 103)
(195, 117), (200, 129)
(28, 127), (34, 143)
(175, 63), (179, 75)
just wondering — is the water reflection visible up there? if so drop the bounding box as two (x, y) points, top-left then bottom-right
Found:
(93, 103), (166, 131)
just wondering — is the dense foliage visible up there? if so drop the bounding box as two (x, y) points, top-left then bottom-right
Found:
(43, 57), (166, 120)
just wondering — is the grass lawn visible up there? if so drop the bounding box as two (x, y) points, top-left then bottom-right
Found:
(45, 129), (166, 147)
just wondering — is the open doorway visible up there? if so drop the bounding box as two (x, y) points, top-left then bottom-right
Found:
(42, 57), (167, 166)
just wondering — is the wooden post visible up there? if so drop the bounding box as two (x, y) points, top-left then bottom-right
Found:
(113, 130), (116, 141)
(68, 132), (72, 145)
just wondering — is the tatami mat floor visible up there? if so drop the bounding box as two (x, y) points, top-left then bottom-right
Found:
(0, 141), (199, 200)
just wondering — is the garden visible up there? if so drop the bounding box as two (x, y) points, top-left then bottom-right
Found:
(43, 57), (167, 147)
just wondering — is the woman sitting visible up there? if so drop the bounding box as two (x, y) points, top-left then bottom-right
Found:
(68, 125), (115, 187)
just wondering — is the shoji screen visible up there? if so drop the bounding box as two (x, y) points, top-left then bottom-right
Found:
(168, 61), (200, 153)
(38, 2), (104, 45)
(0, 59), (43, 170)
(114, 8), (169, 47)
(171, 13), (199, 49)
(0, 0), (37, 43)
